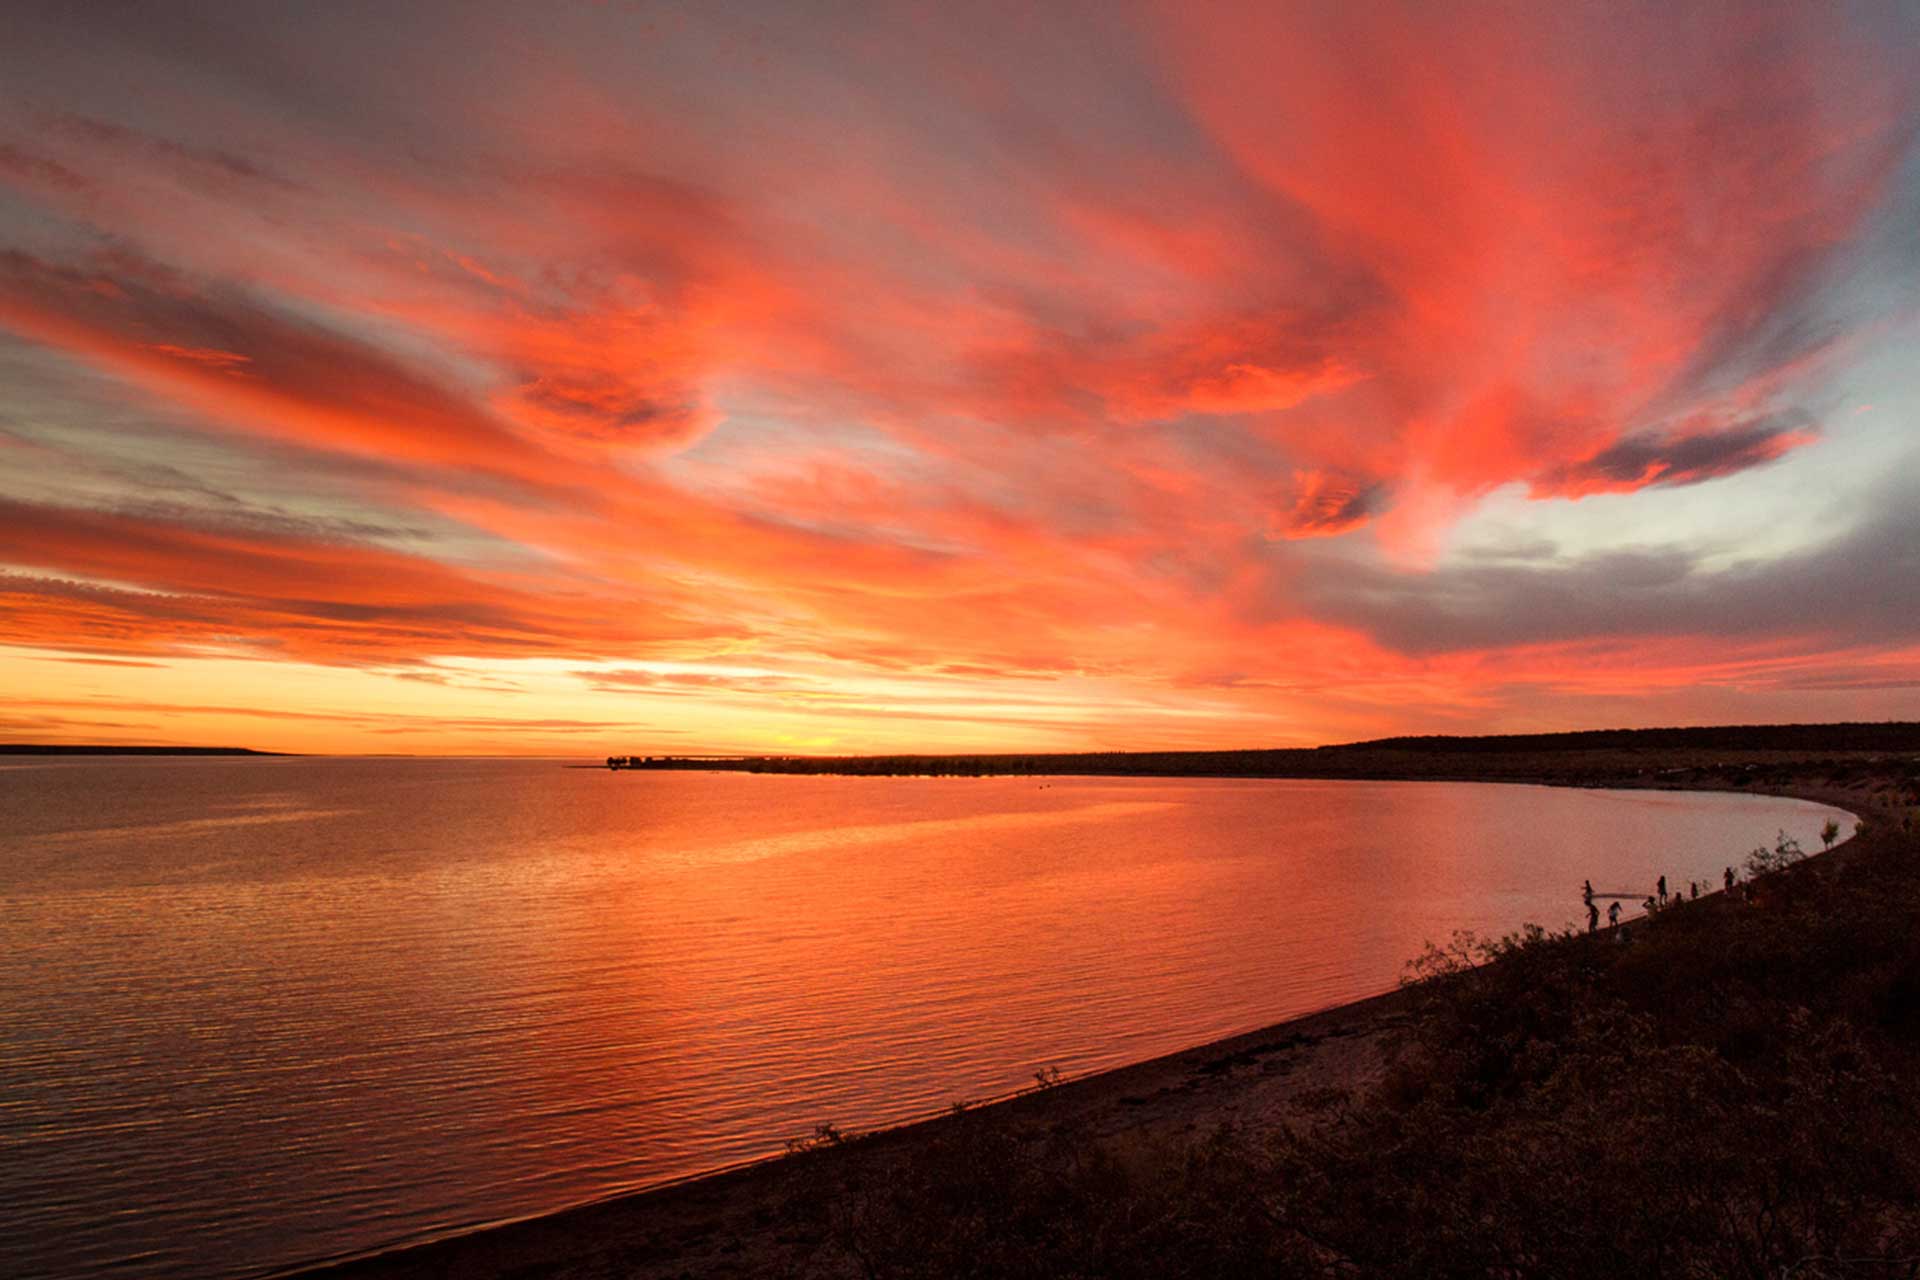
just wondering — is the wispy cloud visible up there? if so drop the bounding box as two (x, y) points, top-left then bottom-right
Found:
(2, 0), (1917, 750)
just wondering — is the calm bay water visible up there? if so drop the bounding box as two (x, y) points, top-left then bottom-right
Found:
(0, 757), (1849, 1279)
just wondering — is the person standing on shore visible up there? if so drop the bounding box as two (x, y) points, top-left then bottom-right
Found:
(1583, 879), (1595, 911)
(1725, 866), (1736, 892)
(1658, 875), (1668, 905)
(1588, 901), (1600, 933)
(1608, 901), (1622, 928)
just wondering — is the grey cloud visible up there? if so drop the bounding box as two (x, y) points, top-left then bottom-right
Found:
(52, 114), (302, 191)
(108, 496), (433, 546)
(1297, 473), (1920, 656)
(0, 143), (96, 196)
(1534, 412), (1814, 495)
(1458, 536), (1560, 564)
(1282, 474), (1385, 537)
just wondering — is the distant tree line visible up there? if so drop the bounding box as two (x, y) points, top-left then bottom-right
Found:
(598, 723), (1920, 788)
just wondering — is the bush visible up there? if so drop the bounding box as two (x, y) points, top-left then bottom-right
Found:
(1745, 829), (1807, 879)
(791, 816), (1920, 1278)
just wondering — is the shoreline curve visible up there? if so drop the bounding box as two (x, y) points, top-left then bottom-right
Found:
(278, 778), (1862, 1280)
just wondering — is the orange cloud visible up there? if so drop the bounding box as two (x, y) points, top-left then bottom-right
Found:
(1, 2), (1916, 751)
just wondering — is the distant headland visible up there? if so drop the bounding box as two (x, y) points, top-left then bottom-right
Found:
(0, 744), (289, 756)
(603, 721), (1920, 784)
(322, 724), (1920, 1280)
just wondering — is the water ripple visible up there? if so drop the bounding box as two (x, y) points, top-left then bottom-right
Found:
(0, 760), (1849, 1280)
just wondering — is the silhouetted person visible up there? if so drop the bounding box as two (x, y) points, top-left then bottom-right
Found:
(1690, 881), (1699, 900)
(1588, 901), (1600, 933)
(1582, 879), (1594, 909)
(1724, 866), (1736, 892)
(1645, 895), (1658, 915)
(1657, 874), (1667, 905)
(1607, 901), (1621, 928)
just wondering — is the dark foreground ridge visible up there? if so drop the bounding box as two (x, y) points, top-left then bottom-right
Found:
(0, 743), (287, 756)
(305, 737), (1920, 1280)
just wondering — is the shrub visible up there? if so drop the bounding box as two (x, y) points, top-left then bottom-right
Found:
(1745, 828), (1807, 879)
(789, 813), (1920, 1278)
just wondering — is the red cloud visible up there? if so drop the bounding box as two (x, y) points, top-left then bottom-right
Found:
(0, 251), (581, 493)
(0, 3), (1914, 747)
(0, 497), (744, 666)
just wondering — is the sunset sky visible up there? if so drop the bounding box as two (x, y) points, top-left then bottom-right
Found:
(3, 1), (1919, 756)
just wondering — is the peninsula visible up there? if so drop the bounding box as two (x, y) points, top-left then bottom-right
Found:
(0, 744), (288, 756)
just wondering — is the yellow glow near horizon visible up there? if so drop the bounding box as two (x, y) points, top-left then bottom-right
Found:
(4, 6), (1920, 747)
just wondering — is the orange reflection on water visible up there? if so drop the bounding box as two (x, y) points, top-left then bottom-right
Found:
(0, 759), (1850, 1280)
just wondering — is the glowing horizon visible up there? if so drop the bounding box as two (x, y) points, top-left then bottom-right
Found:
(4, 2), (1919, 756)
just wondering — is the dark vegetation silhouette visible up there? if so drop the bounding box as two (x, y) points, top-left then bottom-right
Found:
(327, 740), (1920, 1279)
(609, 721), (1920, 784)
(779, 768), (1920, 1279)
(0, 743), (284, 755)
